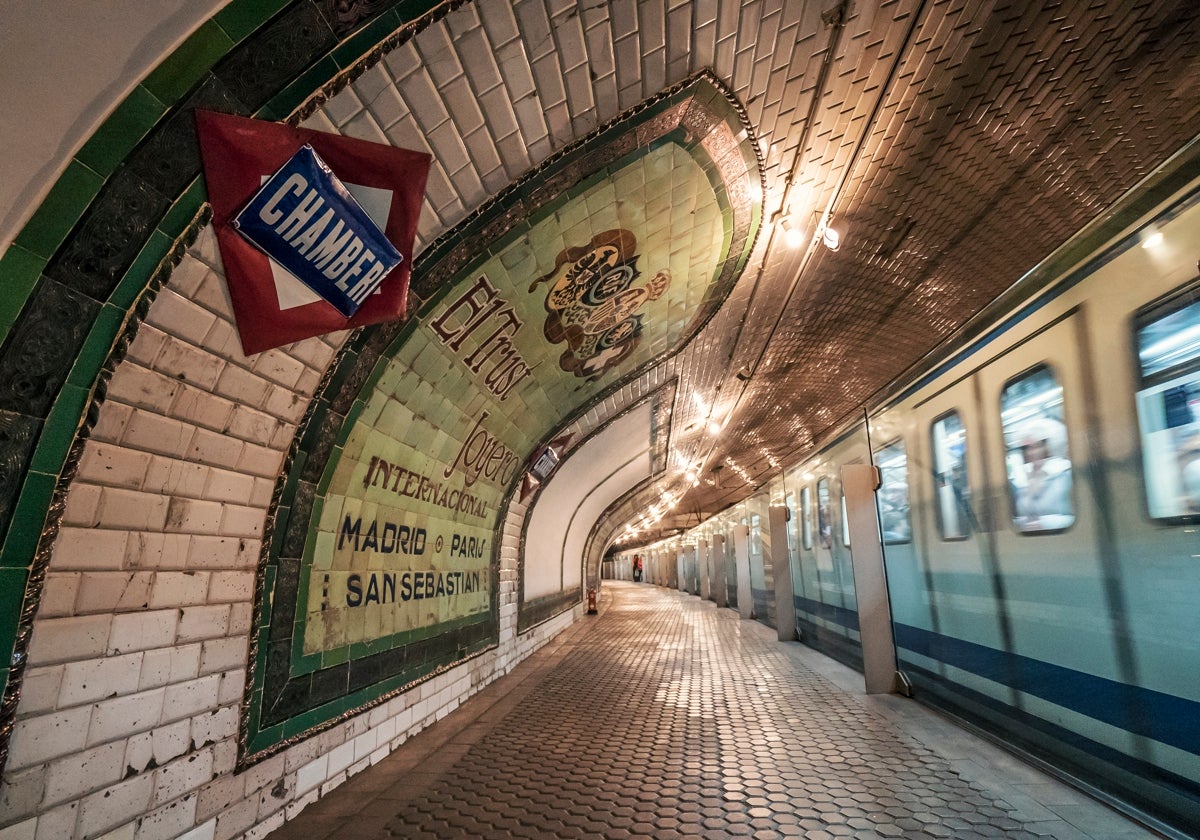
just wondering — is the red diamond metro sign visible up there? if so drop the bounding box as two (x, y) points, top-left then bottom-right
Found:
(195, 110), (431, 354)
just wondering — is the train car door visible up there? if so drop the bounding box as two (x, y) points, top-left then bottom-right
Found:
(790, 481), (826, 642)
(733, 523), (753, 619)
(748, 512), (770, 623)
(908, 383), (1003, 653)
(975, 314), (1107, 675)
(710, 532), (729, 608)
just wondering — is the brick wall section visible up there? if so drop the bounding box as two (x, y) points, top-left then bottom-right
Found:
(0, 222), (337, 840)
(0, 219), (580, 840)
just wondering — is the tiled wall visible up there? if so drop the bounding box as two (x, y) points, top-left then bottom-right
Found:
(0, 1), (813, 837)
(0, 226), (576, 839)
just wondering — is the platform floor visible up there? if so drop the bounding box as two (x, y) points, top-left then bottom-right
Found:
(266, 582), (1159, 839)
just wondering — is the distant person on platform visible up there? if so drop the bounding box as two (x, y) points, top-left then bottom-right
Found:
(633, 555), (643, 582)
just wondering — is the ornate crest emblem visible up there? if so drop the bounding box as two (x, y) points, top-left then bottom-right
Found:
(530, 229), (670, 380)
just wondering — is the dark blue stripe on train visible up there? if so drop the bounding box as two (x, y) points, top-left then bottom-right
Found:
(900, 657), (1200, 826)
(793, 595), (860, 631)
(894, 623), (1200, 756)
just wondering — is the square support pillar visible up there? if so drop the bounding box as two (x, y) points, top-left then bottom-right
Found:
(842, 463), (898, 694)
(769, 505), (797, 641)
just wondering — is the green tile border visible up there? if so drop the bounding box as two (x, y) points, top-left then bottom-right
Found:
(159, 179), (209, 239)
(213, 0), (292, 46)
(75, 85), (168, 177)
(0, 472), (56, 569)
(110, 231), (176, 311)
(141, 20), (236, 106)
(66, 306), (126, 388)
(0, 246), (45, 332)
(0, 569), (28, 658)
(260, 56), (343, 121)
(330, 8), (404, 69)
(28, 385), (89, 476)
(11, 162), (105, 259)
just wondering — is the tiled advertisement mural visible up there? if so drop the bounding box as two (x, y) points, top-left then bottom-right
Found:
(243, 76), (761, 760)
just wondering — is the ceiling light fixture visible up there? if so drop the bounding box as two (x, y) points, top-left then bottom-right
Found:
(781, 218), (806, 248)
(821, 223), (841, 251)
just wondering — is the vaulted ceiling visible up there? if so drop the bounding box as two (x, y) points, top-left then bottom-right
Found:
(493, 0), (1200, 552)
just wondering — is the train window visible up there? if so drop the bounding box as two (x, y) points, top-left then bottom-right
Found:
(931, 411), (971, 539)
(801, 485), (813, 549)
(840, 490), (851, 546)
(875, 440), (911, 544)
(1134, 291), (1200, 518)
(1001, 365), (1075, 533)
(817, 479), (832, 548)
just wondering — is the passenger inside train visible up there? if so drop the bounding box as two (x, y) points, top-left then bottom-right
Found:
(1013, 416), (1074, 531)
(1003, 367), (1075, 532)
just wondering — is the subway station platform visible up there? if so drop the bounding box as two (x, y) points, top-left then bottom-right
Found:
(266, 582), (1157, 840)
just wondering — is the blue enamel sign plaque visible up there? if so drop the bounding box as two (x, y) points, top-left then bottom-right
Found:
(233, 145), (403, 318)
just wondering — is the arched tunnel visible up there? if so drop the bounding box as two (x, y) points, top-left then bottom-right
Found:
(1, 2), (1199, 837)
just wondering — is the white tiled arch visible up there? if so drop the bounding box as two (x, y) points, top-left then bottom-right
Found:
(0, 2), (825, 838)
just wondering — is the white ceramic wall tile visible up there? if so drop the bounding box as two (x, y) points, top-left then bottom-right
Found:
(41, 742), (124, 808)
(87, 689), (167, 747)
(11, 669), (61, 718)
(136, 793), (199, 840)
(59, 654), (143, 708)
(144, 291), (218, 347)
(25, 616), (111, 668)
(189, 706), (237, 751)
(6, 707), (93, 770)
(151, 749), (214, 808)
(120, 411), (194, 460)
(175, 607), (230, 645)
(77, 775), (152, 839)
(73, 571), (155, 614)
(52, 528), (128, 572)
(212, 798), (257, 840)
(32, 803), (76, 840)
(175, 817), (216, 840)
(107, 611), (179, 657)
